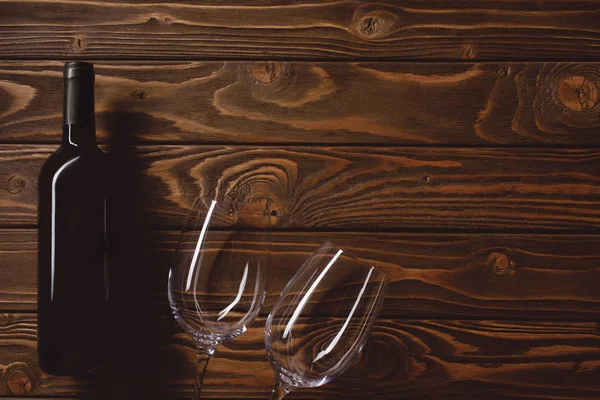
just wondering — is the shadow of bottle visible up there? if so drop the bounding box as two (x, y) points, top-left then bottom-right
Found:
(78, 100), (187, 399)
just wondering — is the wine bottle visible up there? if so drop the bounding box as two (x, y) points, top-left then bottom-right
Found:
(37, 62), (109, 375)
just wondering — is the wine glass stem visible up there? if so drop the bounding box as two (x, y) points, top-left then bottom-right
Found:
(192, 348), (212, 400)
(270, 382), (290, 400)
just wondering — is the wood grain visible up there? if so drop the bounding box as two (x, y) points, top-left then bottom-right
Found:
(1, 62), (600, 145)
(2, 1), (599, 399)
(0, 145), (598, 230)
(2, 1), (600, 60)
(2, 230), (599, 319)
(1, 314), (599, 399)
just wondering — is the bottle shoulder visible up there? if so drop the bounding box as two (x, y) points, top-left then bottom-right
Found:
(39, 145), (106, 183)
(39, 147), (73, 177)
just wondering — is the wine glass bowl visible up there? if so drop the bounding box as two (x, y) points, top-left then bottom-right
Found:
(168, 196), (270, 398)
(265, 242), (389, 398)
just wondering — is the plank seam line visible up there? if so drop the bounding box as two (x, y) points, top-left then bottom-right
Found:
(1, 225), (600, 235)
(3, 57), (600, 63)
(2, 142), (600, 150)
(2, 310), (600, 323)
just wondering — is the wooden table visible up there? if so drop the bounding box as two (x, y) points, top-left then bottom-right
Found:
(1, 1), (599, 399)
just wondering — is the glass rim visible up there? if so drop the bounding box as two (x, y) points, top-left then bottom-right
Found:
(188, 195), (275, 215)
(317, 241), (389, 281)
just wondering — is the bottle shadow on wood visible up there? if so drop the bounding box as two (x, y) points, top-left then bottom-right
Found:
(78, 100), (187, 399)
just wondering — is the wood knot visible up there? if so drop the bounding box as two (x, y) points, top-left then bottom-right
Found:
(240, 62), (293, 94)
(131, 89), (147, 100)
(353, 9), (400, 40)
(235, 197), (280, 228)
(421, 174), (431, 183)
(252, 62), (284, 84)
(462, 45), (476, 60)
(248, 62), (291, 88)
(497, 67), (510, 77)
(488, 253), (516, 276)
(148, 16), (172, 24)
(558, 76), (598, 111)
(0, 313), (10, 326)
(6, 176), (26, 195)
(70, 35), (84, 52)
(1, 362), (36, 395)
(533, 64), (600, 133)
(359, 17), (380, 38)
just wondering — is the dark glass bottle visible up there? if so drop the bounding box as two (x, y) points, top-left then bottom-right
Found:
(37, 62), (108, 375)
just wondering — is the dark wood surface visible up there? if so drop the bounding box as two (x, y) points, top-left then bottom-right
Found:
(1, 145), (599, 230)
(1, 314), (600, 398)
(0, 62), (599, 145)
(2, 1), (600, 61)
(2, 229), (600, 319)
(1, 1), (600, 399)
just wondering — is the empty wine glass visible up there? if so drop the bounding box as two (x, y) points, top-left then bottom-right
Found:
(265, 242), (389, 399)
(168, 196), (270, 399)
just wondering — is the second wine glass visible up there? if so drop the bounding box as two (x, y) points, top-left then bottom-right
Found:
(265, 242), (389, 399)
(168, 196), (270, 399)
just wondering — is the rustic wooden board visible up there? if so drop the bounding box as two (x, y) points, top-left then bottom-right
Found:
(2, 230), (599, 319)
(1, 314), (599, 399)
(0, 145), (598, 230)
(1, 62), (599, 145)
(2, 1), (599, 399)
(2, 1), (600, 61)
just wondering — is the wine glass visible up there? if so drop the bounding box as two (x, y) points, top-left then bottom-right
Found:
(265, 242), (389, 399)
(168, 196), (270, 399)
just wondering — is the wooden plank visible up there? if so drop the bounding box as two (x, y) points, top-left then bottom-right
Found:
(2, 1), (600, 60)
(1, 314), (599, 399)
(2, 230), (599, 319)
(1, 61), (600, 145)
(0, 230), (36, 311)
(0, 145), (598, 230)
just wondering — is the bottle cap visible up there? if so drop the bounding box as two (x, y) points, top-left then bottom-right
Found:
(63, 62), (94, 80)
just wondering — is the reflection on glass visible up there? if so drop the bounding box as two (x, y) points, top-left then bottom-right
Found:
(168, 196), (270, 399)
(265, 242), (389, 399)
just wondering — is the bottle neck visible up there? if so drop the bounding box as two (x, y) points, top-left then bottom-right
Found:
(62, 124), (96, 148)
(63, 77), (96, 148)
